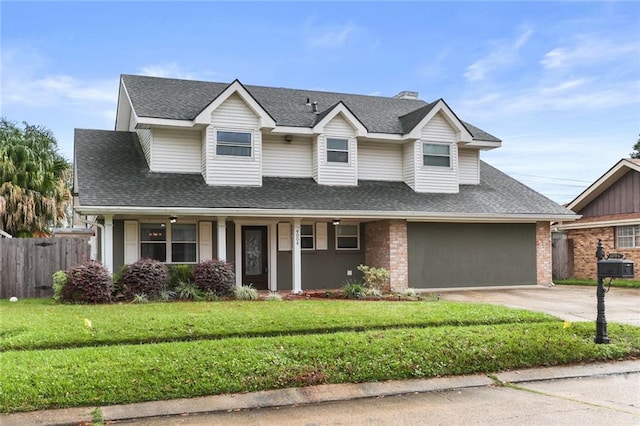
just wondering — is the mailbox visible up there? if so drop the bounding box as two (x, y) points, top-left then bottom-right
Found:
(597, 259), (634, 279)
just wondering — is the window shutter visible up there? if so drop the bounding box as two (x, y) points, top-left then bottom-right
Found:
(124, 220), (139, 264)
(316, 222), (327, 250)
(199, 221), (213, 261)
(278, 223), (291, 251)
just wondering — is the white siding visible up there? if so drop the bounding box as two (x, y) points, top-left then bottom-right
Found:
(458, 148), (480, 185)
(411, 113), (460, 193)
(206, 94), (262, 186)
(317, 114), (357, 186)
(358, 141), (402, 181)
(262, 134), (313, 177)
(403, 141), (415, 189)
(201, 131), (207, 180)
(312, 138), (318, 181)
(421, 112), (458, 142)
(152, 128), (202, 173)
(128, 112), (136, 131)
(136, 129), (152, 168)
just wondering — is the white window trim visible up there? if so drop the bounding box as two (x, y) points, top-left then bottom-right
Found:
(335, 223), (360, 251)
(616, 225), (640, 249)
(422, 142), (452, 169)
(139, 220), (199, 264)
(215, 128), (254, 159)
(326, 137), (350, 165)
(301, 223), (315, 251)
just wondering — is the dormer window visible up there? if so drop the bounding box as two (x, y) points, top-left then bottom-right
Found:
(217, 130), (252, 157)
(327, 138), (349, 163)
(423, 143), (450, 167)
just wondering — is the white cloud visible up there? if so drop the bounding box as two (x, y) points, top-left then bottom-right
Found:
(307, 22), (358, 49)
(541, 37), (638, 70)
(464, 27), (533, 81)
(139, 63), (197, 80)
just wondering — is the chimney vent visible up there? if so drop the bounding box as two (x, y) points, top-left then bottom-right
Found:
(394, 91), (419, 100)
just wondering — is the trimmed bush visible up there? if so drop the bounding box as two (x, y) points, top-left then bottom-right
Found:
(52, 270), (67, 303)
(62, 261), (113, 304)
(118, 259), (169, 300)
(357, 264), (390, 292)
(193, 259), (235, 297)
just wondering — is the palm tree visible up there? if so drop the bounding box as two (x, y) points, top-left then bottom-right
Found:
(0, 118), (71, 237)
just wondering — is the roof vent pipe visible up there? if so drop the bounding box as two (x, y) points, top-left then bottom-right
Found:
(306, 97), (311, 106)
(312, 101), (318, 113)
(394, 91), (419, 100)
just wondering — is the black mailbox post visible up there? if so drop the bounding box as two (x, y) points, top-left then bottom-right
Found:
(594, 239), (635, 344)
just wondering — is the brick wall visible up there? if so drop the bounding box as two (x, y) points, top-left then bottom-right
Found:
(365, 220), (408, 292)
(536, 221), (552, 285)
(567, 226), (640, 279)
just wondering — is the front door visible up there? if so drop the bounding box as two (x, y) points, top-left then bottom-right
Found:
(242, 226), (268, 290)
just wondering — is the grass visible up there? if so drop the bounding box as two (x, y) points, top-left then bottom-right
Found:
(1, 299), (639, 413)
(554, 278), (640, 288)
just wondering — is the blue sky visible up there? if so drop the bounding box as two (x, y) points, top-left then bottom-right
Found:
(2, 1), (639, 204)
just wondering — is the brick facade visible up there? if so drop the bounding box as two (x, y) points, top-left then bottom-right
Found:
(536, 221), (552, 285)
(365, 220), (408, 292)
(567, 226), (640, 279)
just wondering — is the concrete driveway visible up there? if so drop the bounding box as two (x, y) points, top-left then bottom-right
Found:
(437, 285), (640, 326)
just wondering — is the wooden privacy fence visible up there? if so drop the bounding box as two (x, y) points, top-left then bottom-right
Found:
(552, 237), (574, 280)
(0, 237), (91, 299)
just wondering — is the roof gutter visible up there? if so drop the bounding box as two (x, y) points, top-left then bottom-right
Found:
(74, 205), (579, 223)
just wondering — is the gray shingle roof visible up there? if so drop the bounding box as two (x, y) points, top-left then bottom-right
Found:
(74, 129), (573, 218)
(121, 75), (501, 142)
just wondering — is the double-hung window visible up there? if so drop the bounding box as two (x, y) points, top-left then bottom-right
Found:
(327, 138), (349, 163)
(423, 143), (450, 167)
(616, 225), (640, 249)
(217, 131), (252, 157)
(301, 224), (315, 250)
(140, 223), (197, 263)
(336, 224), (359, 250)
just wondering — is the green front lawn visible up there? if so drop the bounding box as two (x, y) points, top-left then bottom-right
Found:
(554, 278), (640, 288)
(2, 299), (639, 413)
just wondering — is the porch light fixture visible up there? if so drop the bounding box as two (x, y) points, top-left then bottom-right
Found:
(332, 219), (341, 226)
(169, 216), (178, 224)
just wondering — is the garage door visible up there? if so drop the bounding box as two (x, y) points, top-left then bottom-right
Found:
(407, 222), (536, 288)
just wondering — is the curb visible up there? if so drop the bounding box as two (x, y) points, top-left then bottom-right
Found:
(2, 360), (639, 426)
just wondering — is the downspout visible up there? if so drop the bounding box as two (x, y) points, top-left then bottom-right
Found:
(75, 215), (104, 263)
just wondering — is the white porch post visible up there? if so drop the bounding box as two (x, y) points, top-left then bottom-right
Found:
(269, 223), (277, 291)
(235, 222), (242, 287)
(103, 214), (114, 274)
(292, 218), (302, 293)
(217, 216), (227, 262)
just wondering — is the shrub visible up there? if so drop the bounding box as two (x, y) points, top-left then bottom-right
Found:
(234, 284), (259, 300)
(175, 280), (202, 300)
(342, 279), (366, 299)
(132, 294), (149, 304)
(264, 292), (283, 301)
(402, 288), (418, 298)
(168, 264), (194, 289)
(52, 270), (67, 303)
(193, 259), (235, 297)
(63, 260), (113, 304)
(118, 259), (169, 300)
(366, 287), (382, 298)
(357, 264), (390, 292)
(158, 289), (177, 302)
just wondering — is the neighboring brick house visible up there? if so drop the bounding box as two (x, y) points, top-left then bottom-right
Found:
(73, 75), (577, 292)
(555, 159), (640, 279)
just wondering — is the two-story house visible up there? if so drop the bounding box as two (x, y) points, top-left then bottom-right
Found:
(73, 74), (577, 292)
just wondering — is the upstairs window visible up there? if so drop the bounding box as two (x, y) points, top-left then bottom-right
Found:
(617, 225), (640, 249)
(217, 131), (252, 157)
(327, 138), (349, 163)
(423, 143), (450, 167)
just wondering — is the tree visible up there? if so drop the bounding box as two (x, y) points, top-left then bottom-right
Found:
(631, 134), (640, 159)
(0, 118), (72, 237)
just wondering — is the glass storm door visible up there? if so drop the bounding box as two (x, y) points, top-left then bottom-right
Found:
(242, 226), (268, 290)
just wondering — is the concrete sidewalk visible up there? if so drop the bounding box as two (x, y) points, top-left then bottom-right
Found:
(3, 360), (639, 426)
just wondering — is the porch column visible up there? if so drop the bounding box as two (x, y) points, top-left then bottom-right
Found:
(217, 216), (227, 262)
(292, 218), (302, 293)
(269, 223), (278, 291)
(235, 222), (242, 286)
(103, 214), (114, 273)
